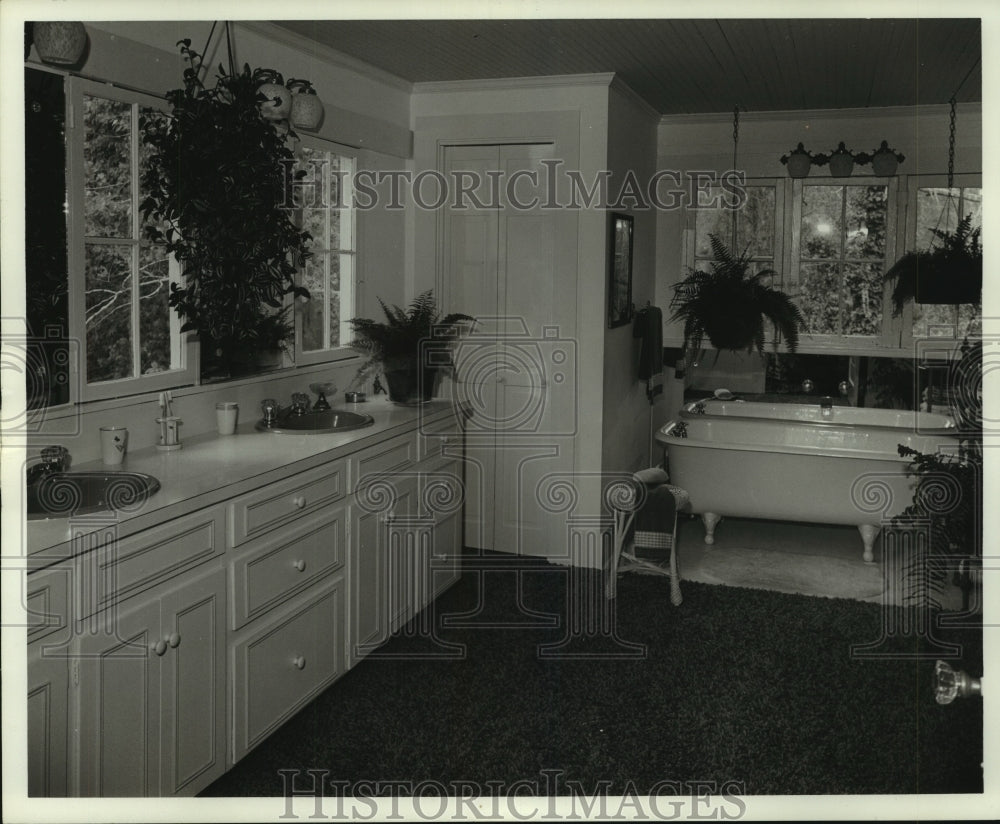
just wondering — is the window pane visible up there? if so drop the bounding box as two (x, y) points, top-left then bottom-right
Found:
(962, 188), (983, 229)
(842, 262), (883, 335)
(302, 208), (327, 248)
(138, 107), (168, 239)
(912, 304), (958, 338)
(801, 186), (843, 259)
(292, 146), (326, 208)
(694, 203), (732, 258)
(86, 243), (133, 382)
(84, 96), (131, 238)
(799, 262), (841, 334)
(844, 186), (887, 258)
(138, 245), (171, 374)
(735, 187), (776, 258)
(301, 255), (326, 351)
(958, 303), (982, 337)
(328, 255), (344, 348)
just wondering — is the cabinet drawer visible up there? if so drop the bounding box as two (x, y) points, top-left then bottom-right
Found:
(81, 506), (225, 618)
(26, 566), (71, 644)
(231, 577), (345, 761)
(229, 506), (347, 630)
(416, 414), (463, 463)
(228, 460), (346, 547)
(350, 433), (415, 492)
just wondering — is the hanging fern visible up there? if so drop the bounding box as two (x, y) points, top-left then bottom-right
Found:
(884, 213), (982, 315)
(670, 235), (803, 356)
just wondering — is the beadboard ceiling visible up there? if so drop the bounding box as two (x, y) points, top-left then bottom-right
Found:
(271, 17), (982, 115)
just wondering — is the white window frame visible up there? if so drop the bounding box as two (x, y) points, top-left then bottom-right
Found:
(785, 175), (901, 355)
(898, 173), (983, 348)
(290, 135), (360, 368)
(66, 77), (196, 401)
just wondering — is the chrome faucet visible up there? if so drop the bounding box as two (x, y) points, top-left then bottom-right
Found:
(26, 445), (71, 485)
(820, 396), (834, 417)
(290, 392), (311, 416)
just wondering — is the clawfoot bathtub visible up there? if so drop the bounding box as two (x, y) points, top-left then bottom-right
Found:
(655, 401), (959, 563)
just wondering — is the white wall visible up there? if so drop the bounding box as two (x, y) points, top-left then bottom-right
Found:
(601, 81), (660, 475)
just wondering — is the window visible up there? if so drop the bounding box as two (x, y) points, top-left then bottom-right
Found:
(68, 78), (195, 399)
(907, 179), (982, 340)
(692, 182), (782, 276)
(789, 179), (897, 349)
(290, 140), (357, 366)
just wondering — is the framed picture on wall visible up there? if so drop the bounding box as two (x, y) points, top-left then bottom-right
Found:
(607, 212), (634, 328)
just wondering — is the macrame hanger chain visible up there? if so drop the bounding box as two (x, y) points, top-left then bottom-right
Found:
(731, 104), (740, 251)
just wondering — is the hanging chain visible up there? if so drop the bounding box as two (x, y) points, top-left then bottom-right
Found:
(947, 96), (957, 190)
(731, 105), (740, 251)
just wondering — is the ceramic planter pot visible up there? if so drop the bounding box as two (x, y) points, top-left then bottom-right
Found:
(287, 80), (324, 131)
(33, 22), (87, 65)
(871, 142), (903, 177)
(783, 144), (813, 178)
(383, 361), (439, 404)
(828, 144), (855, 177)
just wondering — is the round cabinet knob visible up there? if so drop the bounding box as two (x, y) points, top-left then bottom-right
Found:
(152, 640), (167, 656)
(292, 496), (306, 509)
(168, 633), (181, 648)
(293, 656), (306, 670)
(293, 559), (306, 572)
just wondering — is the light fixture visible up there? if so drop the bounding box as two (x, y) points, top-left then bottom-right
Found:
(934, 660), (982, 704)
(32, 21), (87, 66)
(253, 69), (292, 121)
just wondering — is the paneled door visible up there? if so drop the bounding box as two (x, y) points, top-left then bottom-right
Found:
(441, 143), (578, 557)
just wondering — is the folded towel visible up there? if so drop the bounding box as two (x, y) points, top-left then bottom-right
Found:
(633, 483), (677, 552)
(633, 306), (664, 381)
(633, 467), (670, 486)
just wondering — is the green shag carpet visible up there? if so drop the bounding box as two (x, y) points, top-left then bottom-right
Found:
(203, 556), (983, 797)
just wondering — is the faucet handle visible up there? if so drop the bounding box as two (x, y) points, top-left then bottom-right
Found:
(290, 392), (310, 415)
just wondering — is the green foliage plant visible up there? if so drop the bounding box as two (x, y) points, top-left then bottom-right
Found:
(139, 40), (311, 373)
(884, 214), (982, 315)
(670, 234), (803, 358)
(348, 291), (473, 394)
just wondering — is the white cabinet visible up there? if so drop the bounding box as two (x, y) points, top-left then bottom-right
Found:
(28, 643), (68, 797)
(26, 408), (465, 796)
(230, 575), (346, 762)
(72, 563), (226, 797)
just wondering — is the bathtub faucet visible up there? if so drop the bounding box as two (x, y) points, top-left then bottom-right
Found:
(820, 396), (834, 417)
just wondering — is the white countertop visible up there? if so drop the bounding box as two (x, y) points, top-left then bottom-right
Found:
(25, 398), (463, 564)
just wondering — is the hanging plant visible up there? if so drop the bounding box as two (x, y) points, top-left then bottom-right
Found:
(670, 235), (803, 357)
(884, 214), (982, 315)
(139, 39), (312, 376)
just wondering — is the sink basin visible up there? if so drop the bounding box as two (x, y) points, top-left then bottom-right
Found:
(255, 408), (375, 434)
(27, 471), (161, 520)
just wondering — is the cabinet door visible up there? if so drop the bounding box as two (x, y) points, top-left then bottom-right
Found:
(28, 643), (68, 797)
(350, 474), (416, 665)
(73, 595), (161, 797)
(158, 567), (227, 796)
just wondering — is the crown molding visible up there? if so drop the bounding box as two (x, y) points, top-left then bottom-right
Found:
(609, 75), (660, 123)
(413, 72), (617, 95)
(659, 101), (982, 128)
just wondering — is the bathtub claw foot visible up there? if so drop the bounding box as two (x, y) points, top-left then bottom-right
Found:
(702, 512), (720, 545)
(858, 524), (880, 564)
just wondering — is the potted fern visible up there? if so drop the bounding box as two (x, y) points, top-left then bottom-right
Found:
(884, 214), (982, 315)
(348, 291), (473, 403)
(670, 235), (803, 361)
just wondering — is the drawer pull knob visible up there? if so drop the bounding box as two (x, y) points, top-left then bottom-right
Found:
(292, 496), (306, 509)
(293, 655), (306, 670)
(168, 633), (181, 648)
(293, 559), (306, 572)
(152, 640), (167, 656)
